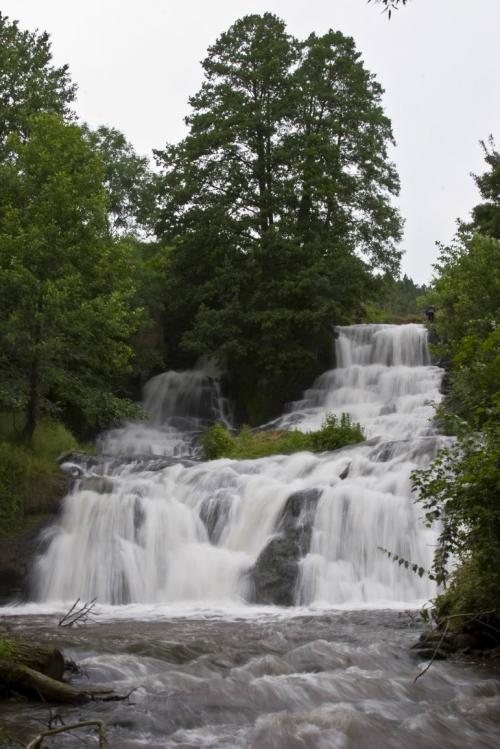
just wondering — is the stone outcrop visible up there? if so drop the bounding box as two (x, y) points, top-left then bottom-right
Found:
(248, 488), (321, 606)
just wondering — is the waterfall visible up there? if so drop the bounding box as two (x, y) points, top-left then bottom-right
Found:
(99, 357), (232, 458)
(34, 324), (443, 607)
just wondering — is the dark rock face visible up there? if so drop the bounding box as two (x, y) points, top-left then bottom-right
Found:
(248, 488), (321, 606)
(0, 517), (56, 604)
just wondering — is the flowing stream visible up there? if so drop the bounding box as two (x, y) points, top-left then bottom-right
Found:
(1, 324), (499, 748)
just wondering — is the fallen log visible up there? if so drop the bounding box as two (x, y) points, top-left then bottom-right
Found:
(1, 634), (135, 704)
(0, 659), (130, 704)
(0, 635), (66, 679)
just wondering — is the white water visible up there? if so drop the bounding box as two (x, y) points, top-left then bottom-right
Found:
(100, 357), (232, 457)
(34, 324), (443, 607)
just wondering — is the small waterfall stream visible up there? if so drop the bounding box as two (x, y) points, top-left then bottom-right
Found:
(34, 324), (443, 607)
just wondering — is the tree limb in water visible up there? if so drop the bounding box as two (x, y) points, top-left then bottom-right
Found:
(25, 720), (108, 749)
(58, 598), (98, 627)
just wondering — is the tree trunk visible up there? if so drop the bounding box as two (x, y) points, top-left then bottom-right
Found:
(22, 353), (40, 442)
(0, 660), (116, 704)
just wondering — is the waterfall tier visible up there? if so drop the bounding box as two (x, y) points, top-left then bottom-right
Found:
(35, 324), (443, 607)
(100, 358), (232, 458)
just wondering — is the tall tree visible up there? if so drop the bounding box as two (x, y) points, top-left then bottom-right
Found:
(0, 12), (75, 153)
(0, 114), (142, 438)
(154, 14), (402, 422)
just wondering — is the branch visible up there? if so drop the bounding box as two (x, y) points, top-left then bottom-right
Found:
(25, 720), (108, 749)
(368, 0), (409, 18)
(58, 598), (98, 627)
(413, 619), (449, 683)
(413, 609), (497, 682)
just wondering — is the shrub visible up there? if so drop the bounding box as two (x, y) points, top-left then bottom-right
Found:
(202, 423), (237, 459)
(310, 413), (365, 452)
(202, 413), (364, 460)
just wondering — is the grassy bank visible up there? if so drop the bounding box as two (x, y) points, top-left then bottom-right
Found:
(0, 416), (81, 536)
(203, 413), (365, 460)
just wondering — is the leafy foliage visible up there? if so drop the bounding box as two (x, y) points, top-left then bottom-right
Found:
(469, 137), (500, 240)
(203, 413), (364, 460)
(84, 125), (154, 236)
(412, 426), (500, 589)
(410, 143), (500, 636)
(0, 417), (78, 534)
(0, 114), (143, 438)
(364, 273), (427, 323)
(0, 11), (75, 153)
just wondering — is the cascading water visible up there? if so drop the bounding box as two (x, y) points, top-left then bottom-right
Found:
(99, 357), (232, 458)
(34, 324), (443, 607)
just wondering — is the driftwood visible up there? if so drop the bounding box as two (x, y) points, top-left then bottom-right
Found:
(26, 720), (108, 749)
(58, 598), (98, 627)
(0, 659), (123, 704)
(0, 634), (136, 704)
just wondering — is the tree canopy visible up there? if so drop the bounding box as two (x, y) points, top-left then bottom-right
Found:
(154, 13), (402, 422)
(0, 12), (75, 153)
(0, 114), (143, 438)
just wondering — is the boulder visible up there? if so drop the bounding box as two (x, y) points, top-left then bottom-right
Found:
(248, 488), (321, 606)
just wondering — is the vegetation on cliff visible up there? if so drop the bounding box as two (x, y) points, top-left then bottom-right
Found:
(412, 143), (500, 646)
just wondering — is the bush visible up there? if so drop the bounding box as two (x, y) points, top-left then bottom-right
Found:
(31, 419), (79, 463)
(202, 423), (237, 459)
(310, 413), (365, 452)
(202, 413), (365, 460)
(412, 422), (500, 638)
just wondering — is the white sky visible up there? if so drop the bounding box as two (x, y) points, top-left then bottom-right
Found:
(3, 0), (500, 283)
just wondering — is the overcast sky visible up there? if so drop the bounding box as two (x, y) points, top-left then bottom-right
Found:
(3, 0), (500, 283)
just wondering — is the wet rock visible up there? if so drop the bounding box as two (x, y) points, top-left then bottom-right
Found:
(248, 488), (321, 606)
(77, 476), (115, 494)
(57, 451), (101, 470)
(0, 517), (57, 604)
(199, 494), (232, 543)
(412, 647), (448, 660)
(339, 464), (350, 480)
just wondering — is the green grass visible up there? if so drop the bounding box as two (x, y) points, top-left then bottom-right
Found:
(203, 413), (365, 460)
(0, 415), (80, 535)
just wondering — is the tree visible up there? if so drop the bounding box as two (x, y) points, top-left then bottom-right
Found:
(470, 137), (500, 239)
(0, 114), (142, 439)
(411, 142), (500, 640)
(154, 14), (402, 422)
(0, 12), (75, 153)
(84, 125), (154, 236)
